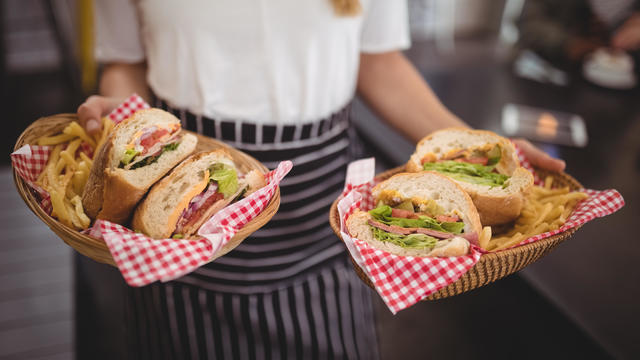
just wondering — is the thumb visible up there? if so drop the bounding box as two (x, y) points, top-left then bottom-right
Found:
(77, 96), (120, 136)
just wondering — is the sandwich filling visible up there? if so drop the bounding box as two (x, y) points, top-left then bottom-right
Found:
(367, 199), (477, 251)
(173, 163), (245, 237)
(421, 145), (509, 187)
(119, 123), (182, 169)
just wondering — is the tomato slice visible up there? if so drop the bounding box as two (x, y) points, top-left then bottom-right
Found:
(455, 156), (488, 165)
(140, 128), (169, 148)
(436, 214), (460, 222)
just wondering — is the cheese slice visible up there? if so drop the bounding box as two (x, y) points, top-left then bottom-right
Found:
(167, 170), (210, 232)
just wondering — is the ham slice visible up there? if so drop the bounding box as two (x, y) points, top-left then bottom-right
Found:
(367, 219), (413, 235)
(368, 218), (475, 241)
(461, 231), (479, 244)
(414, 227), (456, 239)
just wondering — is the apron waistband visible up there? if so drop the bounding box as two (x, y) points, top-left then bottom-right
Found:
(154, 97), (352, 146)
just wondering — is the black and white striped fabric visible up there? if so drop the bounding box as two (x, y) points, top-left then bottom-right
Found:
(124, 99), (378, 359)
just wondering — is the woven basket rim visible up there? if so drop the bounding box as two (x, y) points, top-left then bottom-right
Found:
(329, 165), (585, 300)
(13, 113), (281, 267)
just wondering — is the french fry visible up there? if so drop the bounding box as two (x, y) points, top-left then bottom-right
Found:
(544, 176), (554, 189)
(50, 189), (72, 227)
(37, 145), (62, 184)
(485, 174), (588, 252)
(72, 170), (86, 195)
(36, 133), (76, 146)
(71, 196), (91, 229)
(79, 152), (93, 167)
(63, 121), (96, 148)
(95, 117), (114, 152)
(479, 226), (492, 250)
(33, 119), (111, 230)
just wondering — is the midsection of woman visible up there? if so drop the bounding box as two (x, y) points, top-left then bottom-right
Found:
(87, 1), (409, 358)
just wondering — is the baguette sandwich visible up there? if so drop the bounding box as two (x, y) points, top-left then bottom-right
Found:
(346, 172), (482, 257)
(406, 128), (533, 225)
(82, 109), (197, 224)
(132, 149), (266, 239)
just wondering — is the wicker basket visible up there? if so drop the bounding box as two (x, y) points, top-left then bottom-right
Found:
(329, 166), (583, 301)
(13, 114), (280, 267)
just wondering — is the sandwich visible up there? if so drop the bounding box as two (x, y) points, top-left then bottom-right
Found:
(346, 172), (482, 257)
(131, 149), (266, 239)
(406, 128), (533, 225)
(82, 108), (197, 224)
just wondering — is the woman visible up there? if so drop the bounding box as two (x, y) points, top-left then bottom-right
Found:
(77, 1), (565, 359)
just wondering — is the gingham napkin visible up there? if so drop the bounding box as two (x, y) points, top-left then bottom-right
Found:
(338, 157), (624, 313)
(11, 94), (292, 286)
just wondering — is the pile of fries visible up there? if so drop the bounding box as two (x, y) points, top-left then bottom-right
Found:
(482, 176), (588, 251)
(35, 118), (114, 229)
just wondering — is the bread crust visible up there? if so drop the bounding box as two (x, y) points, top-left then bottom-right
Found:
(450, 167), (533, 225)
(405, 127), (533, 225)
(346, 210), (470, 257)
(82, 135), (113, 219)
(97, 168), (150, 225)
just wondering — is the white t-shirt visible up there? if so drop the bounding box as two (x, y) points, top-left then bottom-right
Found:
(94, 0), (410, 124)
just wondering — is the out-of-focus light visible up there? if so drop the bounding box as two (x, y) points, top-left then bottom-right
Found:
(536, 112), (558, 138)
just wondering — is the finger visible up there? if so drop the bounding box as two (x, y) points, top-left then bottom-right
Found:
(77, 99), (103, 136)
(76, 96), (121, 136)
(514, 139), (566, 172)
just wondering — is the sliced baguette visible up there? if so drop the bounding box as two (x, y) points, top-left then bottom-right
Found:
(82, 108), (197, 224)
(406, 127), (533, 225)
(346, 172), (481, 257)
(131, 149), (240, 239)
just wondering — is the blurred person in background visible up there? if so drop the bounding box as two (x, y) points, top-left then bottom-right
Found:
(76, 0), (564, 359)
(517, 0), (640, 75)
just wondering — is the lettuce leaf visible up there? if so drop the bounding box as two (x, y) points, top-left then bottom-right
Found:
(120, 149), (139, 166)
(370, 226), (438, 249)
(121, 142), (180, 169)
(423, 161), (509, 187)
(209, 163), (238, 198)
(368, 205), (463, 234)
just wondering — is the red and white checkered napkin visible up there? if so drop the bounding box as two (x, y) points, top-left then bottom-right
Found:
(338, 157), (624, 313)
(11, 145), (53, 212)
(89, 160), (292, 286)
(108, 93), (149, 123)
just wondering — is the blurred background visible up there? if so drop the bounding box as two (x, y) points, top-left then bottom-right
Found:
(1, 0), (638, 359)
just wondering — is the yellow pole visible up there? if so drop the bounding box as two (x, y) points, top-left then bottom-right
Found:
(77, 0), (96, 94)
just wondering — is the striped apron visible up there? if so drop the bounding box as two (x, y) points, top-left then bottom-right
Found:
(124, 99), (379, 359)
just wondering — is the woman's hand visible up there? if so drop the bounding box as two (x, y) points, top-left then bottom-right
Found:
(512, 138), (566, 172)
(612, 13), (640, 51)
(76, 96), (124, 136)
